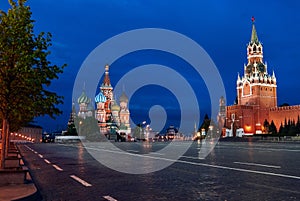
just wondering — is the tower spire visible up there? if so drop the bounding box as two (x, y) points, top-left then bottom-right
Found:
(103, 64), (111, 86)
(251, 16), (259, 44)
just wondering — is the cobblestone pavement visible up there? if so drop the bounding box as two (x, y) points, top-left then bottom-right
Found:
(18, 141), (300, 201)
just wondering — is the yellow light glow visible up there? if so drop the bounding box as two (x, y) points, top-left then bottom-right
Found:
(245, 125), (252, 132)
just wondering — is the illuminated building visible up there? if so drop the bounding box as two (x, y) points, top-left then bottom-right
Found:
(221, 18), (300, 136)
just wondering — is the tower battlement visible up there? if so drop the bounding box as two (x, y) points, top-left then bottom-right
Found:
(270, 105), (300, 111)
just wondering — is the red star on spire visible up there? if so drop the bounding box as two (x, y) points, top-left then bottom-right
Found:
(251, 16), (255, 23)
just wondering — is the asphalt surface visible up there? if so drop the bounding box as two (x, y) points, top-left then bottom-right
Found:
(18, 141), (300, 201)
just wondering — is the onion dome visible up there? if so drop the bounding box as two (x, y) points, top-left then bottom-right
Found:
(95, 91), (106, 103)
(78, 91), (90, 104)
(119, 91), (128, 103)
(111, 103), (120, 111)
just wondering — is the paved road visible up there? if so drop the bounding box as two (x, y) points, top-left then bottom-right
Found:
(18, 141), (300, 201)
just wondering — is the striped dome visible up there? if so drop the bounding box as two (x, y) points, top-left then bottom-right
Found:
(78, 91), (90, 104)
(95, 91), (106, 103)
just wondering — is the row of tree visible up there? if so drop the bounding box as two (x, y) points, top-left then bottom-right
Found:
(278, 116), (300, 136)
(263, 116), (300, 136)
(0, 0), (65, 168)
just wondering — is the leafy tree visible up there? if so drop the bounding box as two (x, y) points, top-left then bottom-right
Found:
(268, 120), (277, 135)
(0, 0), (65, 168)
(199, 114), (210, 133)
(280, 118), (289, 136)
(198, 114), (219, 138)
(296, 115), (300, 134)
(279, 123), (284, 136)
(74, 116), (104, 141)
(133, 124), (145, 140)
(65, 122), (77, 136)
(263, 119), (270, 134)
(64, 105), (77, 136)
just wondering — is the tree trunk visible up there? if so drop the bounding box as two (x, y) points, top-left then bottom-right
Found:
(0, 119), (8, 169)
(5, 121), (10, 158)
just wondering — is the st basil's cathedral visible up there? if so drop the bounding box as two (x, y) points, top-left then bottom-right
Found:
(76, 65), (131, 138)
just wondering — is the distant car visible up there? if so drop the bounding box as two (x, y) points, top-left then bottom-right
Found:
(117, 133), (127, 142)
(157, 135), (166, 142)
(42, 134), (55, 143)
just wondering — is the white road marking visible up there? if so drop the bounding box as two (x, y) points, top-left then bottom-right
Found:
(44, 159), (51, 164)
(52, 164), (63, 171)
(25, 145), (32, 151)
(38, 154), (43, 158)
(70, 175), (92, 187)
(149, 152), (165, 156)
(34, 151), (38, 154)
(234, 161), (281, 169)
(181, 155), (205, 160)
(179, 160), (300, 180)
(219, 145), (300, 152)
(103, 195), (118, 201)
(126, 150), (139, 153)
(85, 146), (300, 180)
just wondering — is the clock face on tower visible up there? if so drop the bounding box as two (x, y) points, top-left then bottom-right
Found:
(258, 63), (265, 73)
(246, 65), (252, 74)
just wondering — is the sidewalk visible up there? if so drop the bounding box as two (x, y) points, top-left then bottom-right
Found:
(0, 143), (41, 201)
(0, 183), (38, 201)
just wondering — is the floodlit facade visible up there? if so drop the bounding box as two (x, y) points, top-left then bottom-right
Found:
(220, 19), (300, 137)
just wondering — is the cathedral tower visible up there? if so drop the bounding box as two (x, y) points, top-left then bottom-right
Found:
(100, 65), (113, 122)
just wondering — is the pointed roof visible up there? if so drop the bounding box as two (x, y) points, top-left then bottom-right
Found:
(102, 64), (111, 87)
(250, 17), (259, 44)
(120, 91), (128, 103)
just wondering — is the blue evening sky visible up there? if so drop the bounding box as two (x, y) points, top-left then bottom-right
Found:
(1, 0), (299, 133)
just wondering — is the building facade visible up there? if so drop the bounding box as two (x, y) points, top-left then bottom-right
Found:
(222, 19), (300, 136)
(11, 125), (43, 142)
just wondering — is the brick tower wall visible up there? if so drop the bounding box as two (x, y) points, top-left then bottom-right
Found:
(226, 105), (256, 133)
